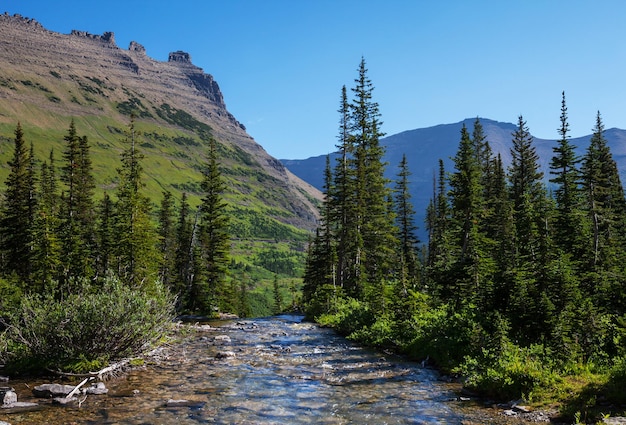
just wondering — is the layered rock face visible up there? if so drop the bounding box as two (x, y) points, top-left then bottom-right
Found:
(0, 12), (320, 228)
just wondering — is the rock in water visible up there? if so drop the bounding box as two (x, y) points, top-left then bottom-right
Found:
(32, 383), (75, 398)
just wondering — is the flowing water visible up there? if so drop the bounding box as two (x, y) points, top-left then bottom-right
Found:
(0, 315), (534, 424)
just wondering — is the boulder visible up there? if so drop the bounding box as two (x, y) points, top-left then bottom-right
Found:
(32, 383), (75, 398)
(0, 387), (16, 406)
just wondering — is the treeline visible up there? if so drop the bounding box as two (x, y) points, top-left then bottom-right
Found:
(0, 118), (231, 315)
(303, 59), (626, 410)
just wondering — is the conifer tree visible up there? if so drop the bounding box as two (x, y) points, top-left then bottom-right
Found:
(173, 192), (193, 309)
(158, 190), (176, 287)
(113, 117), (160, 287)
(549, 92), (584, 259)
(350, 58), (397, 314)
(1, 123), (36, 283)
(95, 192), (114, 278)
(507, 115), (552, 343)
(59, 121), (96, 288)
(196, 137), (231, 313)
(394, 154), (420, 287)
(332, 85), (361, 298)
(581, 112), (626, 312)
(447, 124), (493, 307)
(31, 152), (61, 291)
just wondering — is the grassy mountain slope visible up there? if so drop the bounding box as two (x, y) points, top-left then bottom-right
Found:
(0, 13), (321, 315)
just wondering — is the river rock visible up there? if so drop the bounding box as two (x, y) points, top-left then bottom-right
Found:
(604, 418), (626, 424)
(214, 335), (231, 343)
(215, 351), (236, 359)
(86, 382), (108, 395)
(32, 383), (75, 398)
(0, 387), (17, 406)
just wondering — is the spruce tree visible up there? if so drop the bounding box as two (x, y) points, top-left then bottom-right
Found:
(59, 121), (96, 288)
(95, 192), (114, 279)
(113, 117), (160, 287)
(158, 190), (177, 287)
(196, 137), (231, 313)
(1, 123), (36, 283)
(31, 153), (61, 291)
(394, 154), (420, 287)
(549, 92), (584, 260)
(581, 112), (626, 313)
(350, 58), (397, 314)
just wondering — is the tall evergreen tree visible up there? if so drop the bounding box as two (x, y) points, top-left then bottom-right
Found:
(113, 117), (160, 287)
(1, 123), (36, 283)
(549, 92), (584, 259)
(447, 124), (493, 307)
(580, 112), (626, 313)
(394, 154), (420, 287)
(95, 192), (114, 279)
(195, 137), (231, 313)
(31, 152), (61, 291)
(59, 121), (96, 288)
(157, 190), (177, 287)
(507, 115), (552, 343)
(350, 58), (397, 314)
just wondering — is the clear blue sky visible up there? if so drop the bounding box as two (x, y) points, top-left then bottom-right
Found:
(4, 1), (626, 159)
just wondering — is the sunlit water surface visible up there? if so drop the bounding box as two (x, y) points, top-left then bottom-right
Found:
(0, 315), (531, 424)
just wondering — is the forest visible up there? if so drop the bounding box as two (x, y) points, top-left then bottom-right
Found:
(0, 117), (237, 374)
(303, 59), (626, 419)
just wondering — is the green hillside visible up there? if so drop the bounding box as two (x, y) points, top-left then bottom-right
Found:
(0, 15), (321, 316)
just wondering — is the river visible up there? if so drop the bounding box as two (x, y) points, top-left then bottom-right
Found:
(0, 315), (539, 424)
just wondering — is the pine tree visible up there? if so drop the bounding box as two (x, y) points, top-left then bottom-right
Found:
(580, 112), (626, 313)
(1, 123), (36, 283)
(173, 192), (193, 310)
(350, 58), (397, 314)
(549, 92), (584, 259)
(30, 152), (61, 291)
(196, 137), (231, 313)
(59, 121), (96, 289)
(158, 190), (177, 287)
(508, 115), (546, 264)
(394, 154), (420, 287)
(447, 123), (494, 308)
(507, 115), (552, 343)
(113, 117), (160, 287)
(332, 85), (362, 299)
(95, 192), (114, 279)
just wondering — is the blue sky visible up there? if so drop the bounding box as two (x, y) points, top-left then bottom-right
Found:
(4, 1), (626, 159)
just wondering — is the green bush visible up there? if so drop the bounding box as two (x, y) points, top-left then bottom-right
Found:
(317, 298), (375, 337)
(460, 342), (558, 401)
(0, 277), (174, 374)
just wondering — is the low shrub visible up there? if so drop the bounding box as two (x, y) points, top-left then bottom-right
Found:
(0, 276), (174, 374)
(460, 342), (559, 401)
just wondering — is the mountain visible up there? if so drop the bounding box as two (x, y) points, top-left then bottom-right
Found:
(0, 12), (321, 239)
(282, 117), (626, 240)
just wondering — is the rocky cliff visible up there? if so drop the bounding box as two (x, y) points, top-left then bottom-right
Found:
(0, 12), (321, 231)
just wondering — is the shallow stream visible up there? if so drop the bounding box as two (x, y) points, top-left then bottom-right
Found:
(0, 315), (535, 424)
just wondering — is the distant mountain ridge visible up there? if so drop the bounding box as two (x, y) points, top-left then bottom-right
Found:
(282, 118), (626, 238)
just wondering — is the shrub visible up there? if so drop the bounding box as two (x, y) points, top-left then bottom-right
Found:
(460, 342), (559, 401)
(317, 298), (375, 337)
(0, 277), (174, 374)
